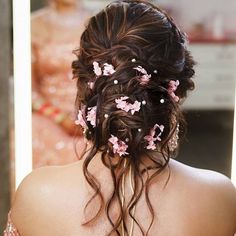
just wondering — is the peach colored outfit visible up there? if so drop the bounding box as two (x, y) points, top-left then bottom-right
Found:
(32, 39), (85, 168)
(4, 214), (19, 236)
(4, 213), (236, 236)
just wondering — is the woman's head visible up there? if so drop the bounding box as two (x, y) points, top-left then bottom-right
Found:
(72, 0), (195, 234)
(73, 0), (194, 158)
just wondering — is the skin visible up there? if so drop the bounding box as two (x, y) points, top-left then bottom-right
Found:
(10, 150), (236, 236)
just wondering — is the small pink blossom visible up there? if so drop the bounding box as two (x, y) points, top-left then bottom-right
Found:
(93, 61), (102, 76)
(115, 96), (130, 112)
(139, 74), (151, 85)
(103, 63), (116, 76)
(134, 66), (152, 85)
(86, 106), (97, 127)
(168, 80), (180, 102)
(144, 124), (164, 150)
(109, 135), (129, 156)
(130, 101), (141, 115)
(134, 66), (148, 75)
(75, 110), (87, 129)
(115, 96), (141, 115)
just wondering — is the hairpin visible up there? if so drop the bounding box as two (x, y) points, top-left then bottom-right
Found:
(133, 65), (151, 85)
(109, 135), (129, 156)
(87, 82), (95, 89)
(115, 96), (141, 115)
(144, 124), (164, 150)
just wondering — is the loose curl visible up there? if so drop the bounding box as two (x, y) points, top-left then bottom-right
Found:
(72, 0), (195, 235)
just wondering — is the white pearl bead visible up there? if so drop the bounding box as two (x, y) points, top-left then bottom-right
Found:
(153, 70), (158, 74)
(138, 128), (142, 132)
(142, 100), (146, 105)
(160, 99), (164, 104)
(131, 58), (136, 62)
(104, 114), (109, 118)
(114, 80), (118, 84)
(125, 138), (129, 142)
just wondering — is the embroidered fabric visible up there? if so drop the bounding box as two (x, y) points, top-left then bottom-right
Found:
(3, 214), (20, 236)
(3, 212), (236, 236)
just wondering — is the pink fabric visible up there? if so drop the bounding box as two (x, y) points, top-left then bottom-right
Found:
(32, 41), (85, 168)
(4, 214), (20, 236)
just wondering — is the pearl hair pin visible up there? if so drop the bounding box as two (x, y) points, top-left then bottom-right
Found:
(131, 58), (136, 62)
(160, 99), (165, 104)
(114, 80), (118, 84)
(153, 70), (158, 74)
(142, 100), (146, 105)
(104, 114), (109, 118)
(138, 128), (142, 132)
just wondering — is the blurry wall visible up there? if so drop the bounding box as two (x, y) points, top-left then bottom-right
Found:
(0, 0), (11, 232)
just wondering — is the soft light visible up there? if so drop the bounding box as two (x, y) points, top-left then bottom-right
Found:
(13, 0), (32, 188)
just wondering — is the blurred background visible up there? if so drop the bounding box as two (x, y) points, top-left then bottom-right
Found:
(1, 0), (236, 232)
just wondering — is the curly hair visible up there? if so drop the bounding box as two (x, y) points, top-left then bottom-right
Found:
(72, 0), (195, 235)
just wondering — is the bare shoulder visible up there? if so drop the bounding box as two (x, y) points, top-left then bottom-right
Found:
(169, 159), (236, 235)
(11, 162), (84, 235)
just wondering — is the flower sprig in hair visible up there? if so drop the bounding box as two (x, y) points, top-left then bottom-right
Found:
(115, 96), (141, 115)
(93, 61), (116, 77)
(144, 124), (164, 150)
(168, 80), (180, 102)
(133, 65), (151, 85)
(109, 135), (129, 156)
(75, 110), (87, 129)
(86, 106), (97, 127)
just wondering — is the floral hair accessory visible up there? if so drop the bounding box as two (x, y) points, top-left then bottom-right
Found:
(115, 96), (141, 115)
(109, 135), (129, 156)
(144, 124), (164, 150)
(93, 62), (102, 76)
(103, 63), (116, 75)
(75, 110), (87, 129)
(86, 106), (97, 127)
(133, 65), (151, 85)
(168, 80), (180, 102)
(93, 61), (116, 77)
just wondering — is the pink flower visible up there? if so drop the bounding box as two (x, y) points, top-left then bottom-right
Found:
(144, 124), (164, 150)
(168, 80), (180, 102)
(134, 66), (148, 75)
(75, 110), (87, 129)
(115, 96), (141, 115)
(109, 135), (129, 156)
(134, 66), (152, 85)
(93, 61), (102, 76)
(103, 63), (116, 75)
(139, 74), (151, 85)
(130, 101), (141, 115)
(86, 106), (97, 127)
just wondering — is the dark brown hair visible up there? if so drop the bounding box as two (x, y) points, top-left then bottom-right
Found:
(72, 0), (195, 235)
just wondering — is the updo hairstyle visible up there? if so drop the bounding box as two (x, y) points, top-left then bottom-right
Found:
(72, 0), (195, 235)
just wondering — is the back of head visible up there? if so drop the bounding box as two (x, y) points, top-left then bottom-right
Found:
(72, 0), (195, 234)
